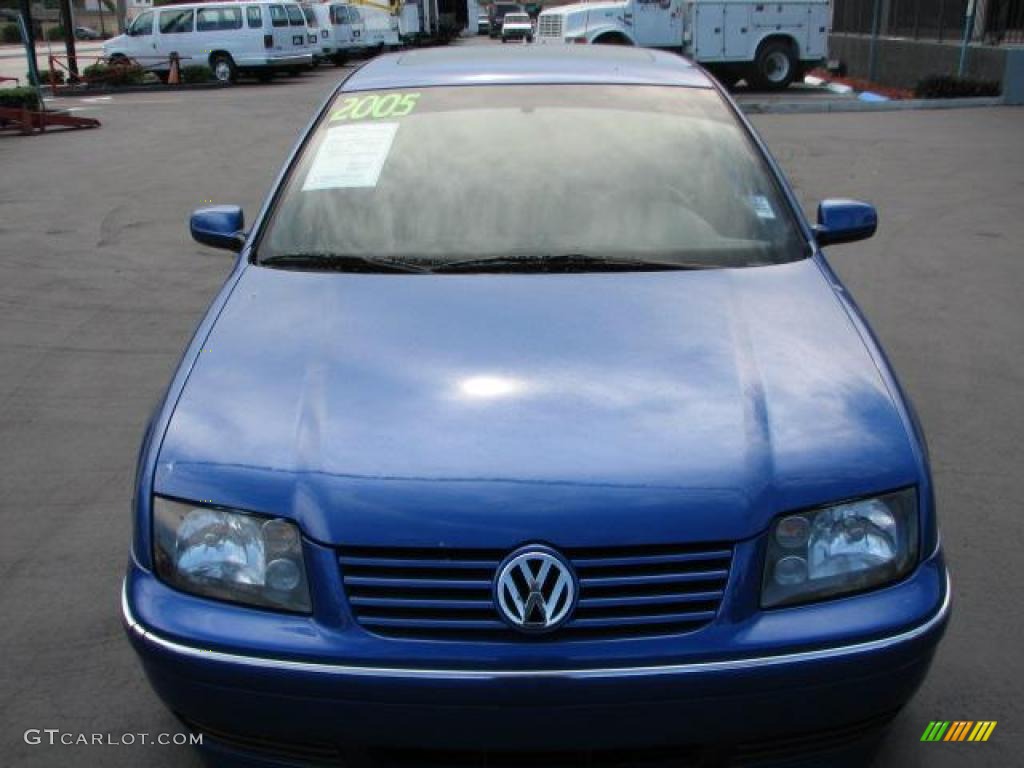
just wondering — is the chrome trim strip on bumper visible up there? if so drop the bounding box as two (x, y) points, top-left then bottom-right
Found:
(122, 572), (950, 681)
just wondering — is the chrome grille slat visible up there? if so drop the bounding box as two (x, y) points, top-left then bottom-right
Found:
(580, 590), (724, 609)
(339, 555), (500, 570)
(568, 610), (719, 629)
(339, 542), (732, 641)
(349, 596), (495, 610)
(344, 576), (492, 590)
(578, 570), (730, 588)
(538, 15), (563, 39)
(571, 550), (731, 568)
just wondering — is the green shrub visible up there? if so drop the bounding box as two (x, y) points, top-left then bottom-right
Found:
(914, 75), (1000, 99)
(84, 60), (146, 86)
(108, 62), (145, 85)
(1, 22), (21, 44)
(180, 64), (213, 84)
(31, 68), (65, 85)
(0, 87), (40, 111)
(83, 62), (108, 80)
(45, 25), (64, 42)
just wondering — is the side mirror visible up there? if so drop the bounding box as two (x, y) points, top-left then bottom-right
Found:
(190, 205), (246, 252)
(814, 199), (877, 247)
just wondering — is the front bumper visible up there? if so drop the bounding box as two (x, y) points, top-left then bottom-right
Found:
(123, 547), (949, 755)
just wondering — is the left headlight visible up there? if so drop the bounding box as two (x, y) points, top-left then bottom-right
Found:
(153, 497), (312, 613)
(762, 488), (918, 608)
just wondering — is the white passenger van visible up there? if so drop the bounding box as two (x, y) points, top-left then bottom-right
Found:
(328, 2), (400, 57)
(304, 2), (336, 62)
(104, 1), (315, 83)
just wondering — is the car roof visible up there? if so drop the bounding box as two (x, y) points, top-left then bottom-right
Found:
(342, 46), (714, 92)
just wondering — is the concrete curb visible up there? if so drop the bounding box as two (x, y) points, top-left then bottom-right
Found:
(45, 81), (233, 97)
(739, 95), (1006, 114)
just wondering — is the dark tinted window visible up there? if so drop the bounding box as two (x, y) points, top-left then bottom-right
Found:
(270, 5), (288, 27)
(302, 6), (318, 26)
(247, 6), (262, 28)
(286, 5), (305, 25)
(260, 85), (807, 269)
(158, 8), (193, 34)
(197, 7), (242, 31)
(130, 10), (153, 36)
(330, 5), (347, 23)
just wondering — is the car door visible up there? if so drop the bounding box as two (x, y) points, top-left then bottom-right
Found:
(156, 7), (196, 64)
(633, 0), (684, 48)
(331, 5), (352, 46)
(284, 4), (309, 53)
(268, 4), (292, 51)
(123, 10), (155, 60)
(196, 6), (243, 63)
(348, 6), (366, 46)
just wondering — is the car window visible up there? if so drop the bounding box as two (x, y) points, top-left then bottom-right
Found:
(349, 8), (361, 22)
(286, 5), (306, 25)
(158, 8), (193, 34)
(246, 6), (262, 28)
(197, 7), (242, 32)
(259, 86), (808, 269)
(331, 5), (347, 24)
(302, 6), (318, 27)
(269, 5), (288, 27)
(130, 11), (153, 36)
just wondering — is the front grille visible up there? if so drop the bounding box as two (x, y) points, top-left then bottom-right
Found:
(339, 542), (732, 641)
(537, 15), (563, 39)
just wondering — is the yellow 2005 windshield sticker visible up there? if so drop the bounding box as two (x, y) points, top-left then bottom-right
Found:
(330, 92), (421, 122)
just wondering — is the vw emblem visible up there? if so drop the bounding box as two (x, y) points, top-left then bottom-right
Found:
(494, 547), (576, 632)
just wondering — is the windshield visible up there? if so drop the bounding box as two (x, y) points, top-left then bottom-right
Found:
(258, 85), (808, 270)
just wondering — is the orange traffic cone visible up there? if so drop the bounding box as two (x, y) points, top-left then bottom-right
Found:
(168, 53), (180, 85)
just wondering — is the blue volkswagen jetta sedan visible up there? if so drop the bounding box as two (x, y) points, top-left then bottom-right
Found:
(124, 46), (950, 765)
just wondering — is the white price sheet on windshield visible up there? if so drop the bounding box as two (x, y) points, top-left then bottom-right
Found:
(302, 122), (399, 191)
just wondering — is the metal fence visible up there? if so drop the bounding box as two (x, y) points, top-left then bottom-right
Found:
(833, 0), (1024, 43)
(985, 0), (1024, 42)
(833, 0), (969, 41)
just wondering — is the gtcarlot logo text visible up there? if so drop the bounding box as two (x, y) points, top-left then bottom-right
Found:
(24, 729), (202, 747)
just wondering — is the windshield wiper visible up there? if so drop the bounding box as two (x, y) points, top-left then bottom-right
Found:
(429, 254), (712, 274)
(260, 253), (431, 274)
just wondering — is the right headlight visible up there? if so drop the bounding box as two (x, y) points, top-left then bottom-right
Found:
(762, 488), (918, 608)
(153, 496), (312, 613)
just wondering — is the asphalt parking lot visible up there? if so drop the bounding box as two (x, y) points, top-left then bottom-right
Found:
(1, 44), (1022, 768)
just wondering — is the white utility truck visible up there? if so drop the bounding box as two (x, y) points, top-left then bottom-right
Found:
(536, 0), (831, 90)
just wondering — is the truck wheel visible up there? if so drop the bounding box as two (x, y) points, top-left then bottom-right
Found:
(210, 53), (237, 84)
(750, 40), (796, 90)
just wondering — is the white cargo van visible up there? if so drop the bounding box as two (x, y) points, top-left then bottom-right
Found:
(328, 2), (400, 56)
(104, 1), (315, 82)
(536, 0), (831, 90)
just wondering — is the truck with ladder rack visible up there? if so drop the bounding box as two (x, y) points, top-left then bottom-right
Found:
(535, 0), (831, 90)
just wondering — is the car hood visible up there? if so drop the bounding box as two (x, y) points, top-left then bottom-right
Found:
(155, 260), (917, 548)
(102, 34), (126, 51)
